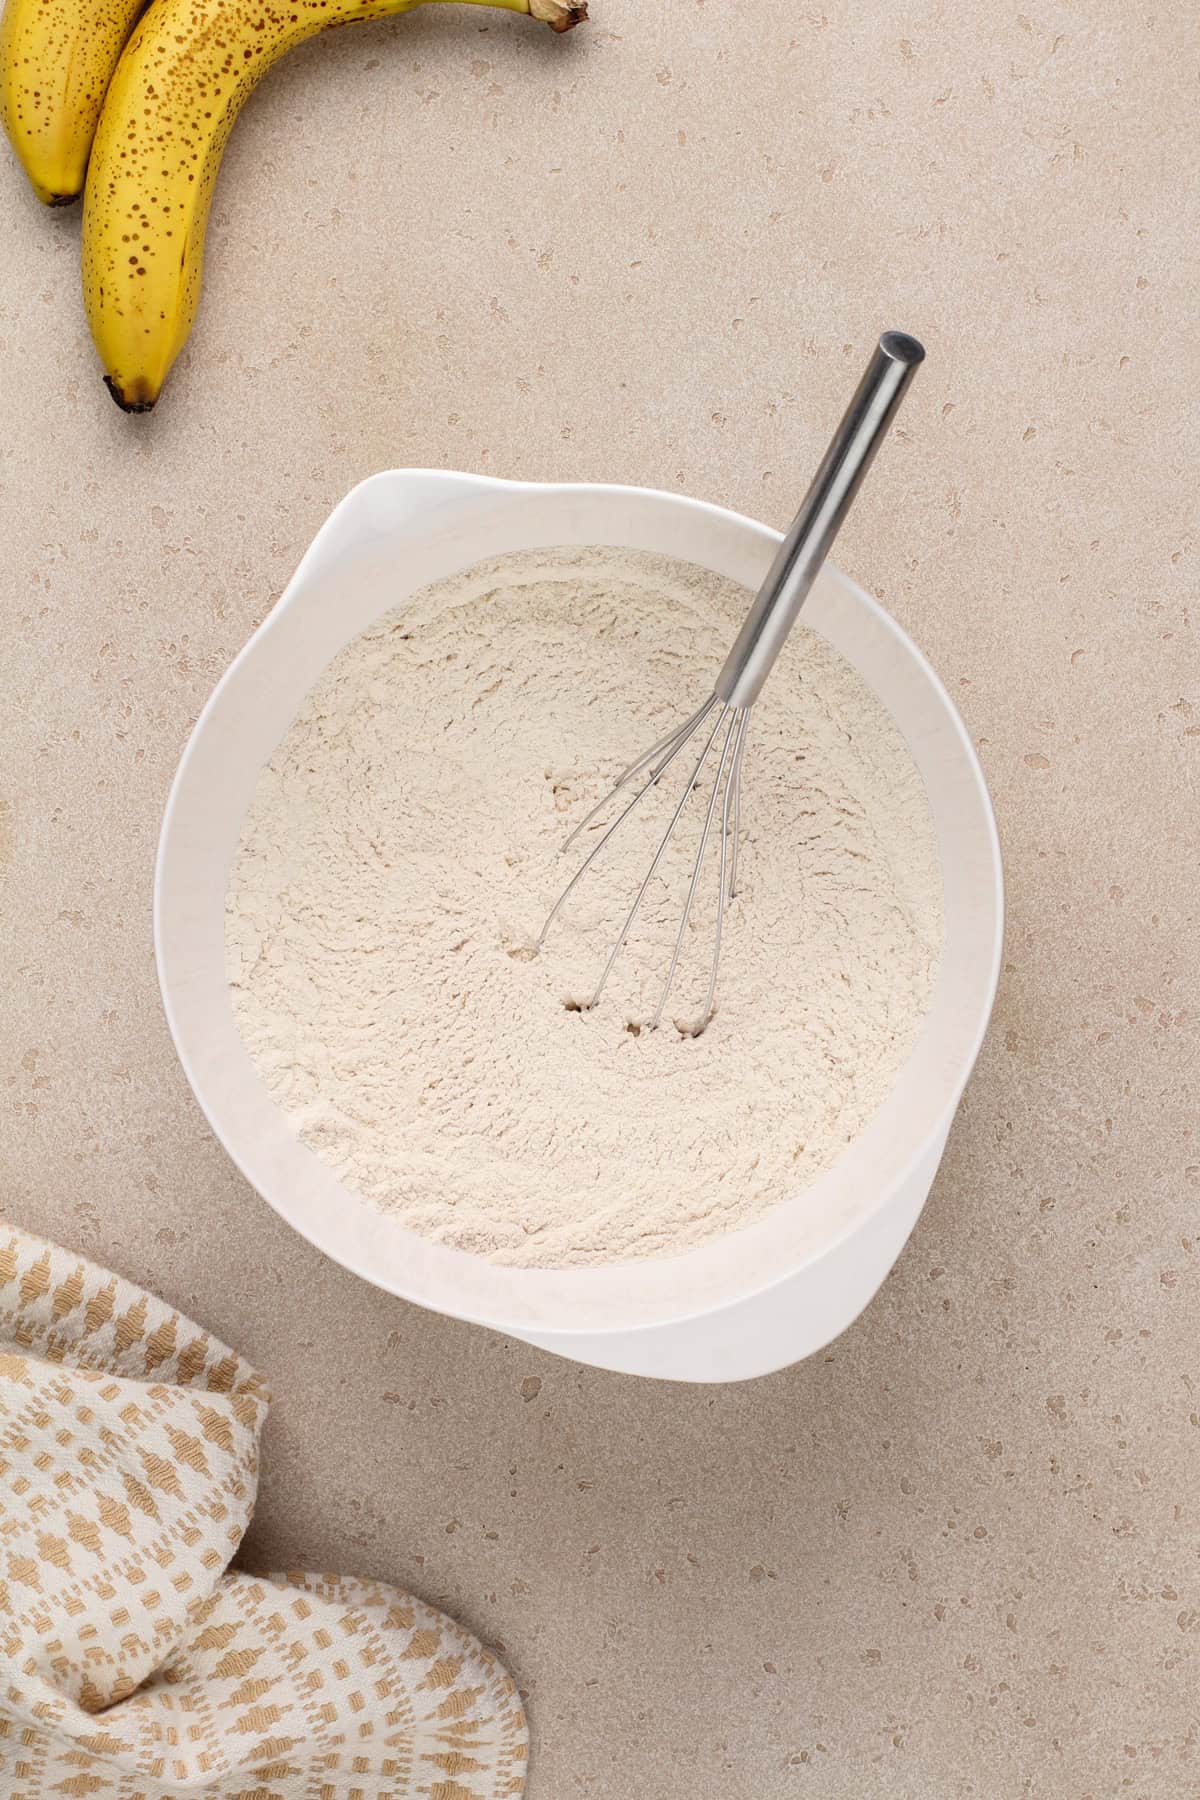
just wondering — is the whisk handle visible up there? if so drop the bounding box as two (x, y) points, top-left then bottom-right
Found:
(714, 331), (924, 709)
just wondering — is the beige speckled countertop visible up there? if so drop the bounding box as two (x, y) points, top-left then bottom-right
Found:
(3, 1), (1197, 1793)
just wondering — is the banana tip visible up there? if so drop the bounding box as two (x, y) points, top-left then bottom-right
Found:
(29, 179), (81, 206)
(104, 375), (157, 414)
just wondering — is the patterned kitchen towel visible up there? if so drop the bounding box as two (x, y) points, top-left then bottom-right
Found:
(0, 1224), (527, 1799)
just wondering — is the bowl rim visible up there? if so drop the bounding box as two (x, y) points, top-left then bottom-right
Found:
(155, 469), (1004, 1338)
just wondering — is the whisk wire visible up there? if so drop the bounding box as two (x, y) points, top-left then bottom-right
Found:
(587, 702), (731, 1011)
(617, 694), (719, 792)
(692, 708), (750, 1032)
(728, 716), (746, 899)
(561, 693), (719, 855)
(538, 699), (718, 950)
(650, 705), (743, 1031)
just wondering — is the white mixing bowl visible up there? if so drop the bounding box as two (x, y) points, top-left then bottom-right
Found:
(156, 469), (1003, 1382)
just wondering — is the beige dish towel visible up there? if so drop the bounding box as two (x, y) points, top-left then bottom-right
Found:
(0, 1225), (527, 1799)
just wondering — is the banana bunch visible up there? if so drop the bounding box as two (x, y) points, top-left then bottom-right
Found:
(1, 0), (584, 409)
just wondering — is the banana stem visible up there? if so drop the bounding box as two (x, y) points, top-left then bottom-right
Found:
(450, 0), (585, 25)
(528, 0), (587, 26)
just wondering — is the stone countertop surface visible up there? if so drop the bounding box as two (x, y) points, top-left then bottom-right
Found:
(2, 1), (1197, 1793)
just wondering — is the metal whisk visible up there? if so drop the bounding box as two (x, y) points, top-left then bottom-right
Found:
(538, 331), (925, 1034)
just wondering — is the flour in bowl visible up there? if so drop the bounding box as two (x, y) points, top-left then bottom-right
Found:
(225, 547), (943, 1267)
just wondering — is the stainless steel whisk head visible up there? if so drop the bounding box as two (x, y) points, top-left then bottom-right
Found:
(538, 692), (752, 1034)
(537, 331), (925, 1035)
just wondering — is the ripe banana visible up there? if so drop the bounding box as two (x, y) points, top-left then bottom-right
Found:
(0, 0), (145, 204)
(82, 0), (585, 411)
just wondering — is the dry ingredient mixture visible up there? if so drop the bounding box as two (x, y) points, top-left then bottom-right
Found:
(226, 547), (943, 1267)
